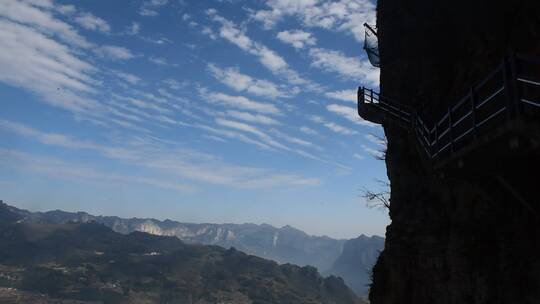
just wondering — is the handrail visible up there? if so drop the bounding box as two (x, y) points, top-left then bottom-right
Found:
(357, 53), (540, 163)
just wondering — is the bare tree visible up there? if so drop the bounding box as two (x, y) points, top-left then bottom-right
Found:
(360, 133), (390, 209)
(361, 180), (390, 210)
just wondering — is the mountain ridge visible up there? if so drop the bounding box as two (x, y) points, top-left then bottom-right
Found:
(0, 201), (364, 304)
(5, 201), (384, 297)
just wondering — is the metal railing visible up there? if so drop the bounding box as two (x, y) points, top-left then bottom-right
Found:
(357, 86), (414, 125)
(358, 54), (540, 162)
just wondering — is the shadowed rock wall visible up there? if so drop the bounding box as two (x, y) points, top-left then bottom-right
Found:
(370, 1), (540, 303)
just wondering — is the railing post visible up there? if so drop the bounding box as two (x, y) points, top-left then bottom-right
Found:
(448, 107), (454, 153)
(470, 87), (477, 139)
(434, 124), (438, 157)
(370, 89), (374, 103)
(508, 52), (522, 116)
(504, 53), (521, 118)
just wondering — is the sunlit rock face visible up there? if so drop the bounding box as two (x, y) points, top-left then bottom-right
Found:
(370, 1), (540, 303)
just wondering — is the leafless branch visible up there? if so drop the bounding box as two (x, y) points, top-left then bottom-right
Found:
(361, 179), (390, 210)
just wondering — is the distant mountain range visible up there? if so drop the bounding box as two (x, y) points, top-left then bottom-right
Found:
(5, 202), (384, 296)
(0, 201), (363, 304)
(326, 235), (384, 295)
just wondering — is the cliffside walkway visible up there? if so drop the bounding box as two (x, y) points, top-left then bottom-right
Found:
(358, 54), (540, 169)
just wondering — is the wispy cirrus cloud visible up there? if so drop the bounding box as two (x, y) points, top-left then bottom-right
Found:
(309, 115), (358, 135)
(300, 126), (319, 136)
(0, 149), (197, 192)
(95, 45), (135, 60)
(325, 89), (357, 103)
(326, 104), (376, 127)
(208, 64), (292, 99)
(215, 118), (290, 151)
(252, 0), (376, 42)
(225, 110), (281, 125)
(74, 12), (110, 33)
(207, 10), (320, 90)
(0, 120), (321, 189)
(126, 22), (140, 35)
(139, 0), (168, 17)
(276, 30), (316, 49)
(310, 48), (379, 85)
(0, 0), (92, 48)
(0, 17), (97, 112)
(200, 89), (281, 115)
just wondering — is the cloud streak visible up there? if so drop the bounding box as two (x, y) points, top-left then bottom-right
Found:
(0, 120), (321, 189)
(208, 64), (291, 99)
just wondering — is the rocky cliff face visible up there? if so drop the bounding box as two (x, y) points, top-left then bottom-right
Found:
(370, 1), (540, 303)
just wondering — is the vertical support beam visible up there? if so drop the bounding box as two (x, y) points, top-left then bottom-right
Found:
(470, 87), (477, 139)
(357, 87), (363, 103)
(434, 124), (439, 157)
(504, 53), (521, 118)
(448, 107), (454, 153)
(502, 56), (515, 119)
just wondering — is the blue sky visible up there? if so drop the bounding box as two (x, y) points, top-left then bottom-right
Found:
(0, 0), (388, 239)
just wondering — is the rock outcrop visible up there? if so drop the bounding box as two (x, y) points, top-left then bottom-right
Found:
(370, 1), (540, 303)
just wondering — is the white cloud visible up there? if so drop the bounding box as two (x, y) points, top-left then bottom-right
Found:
(0, 0), (91, 48)
(365, 133), (386, 147)
(162, 79), (188, 90)
(226, 110), (281, 125)
(139, 0), (168, 16)
(215, 118), (290, 151)
(300, 126), (318, 135)
(95, 45), (135, 60)
(201, 26), (217, 40)
(149, 56), (176, 66)
(325, 89), (357, 103)
(127, 98), (173, 115)
(201, 90), (280, 115)
(207, 12), (319, 90)
(310, 48), (379, 85)
(252, 0), (376, 42)
(75, 12), (110, 33)
(326, 104), (376, 127)
(269, 129), (319, 149)
(0, 120), (320, 189)
(353, 153), (365, 160)
(0, 16), (97, 112)
(195, 123), (273, 150)
(126, 22), (140, 35)
(277, 30), (316, 49)
(362, 144), (385, 159)
(324, 121), (357, 135)
(57, 4), (76, 15)
(309, 115), (357, 135)
(213, 119), (336, 167)
(115, 71), (140, 85)
(208, 64), (290, 99)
